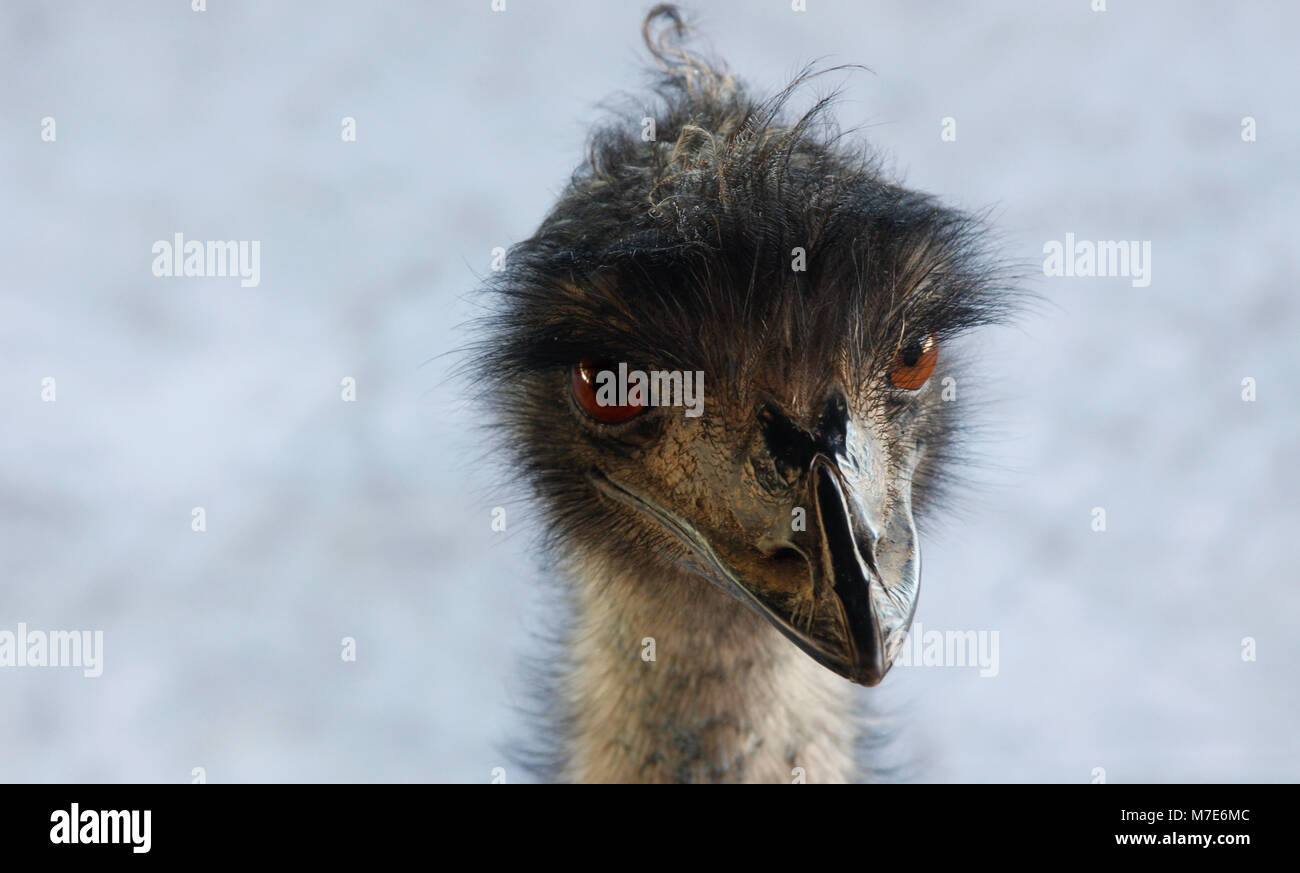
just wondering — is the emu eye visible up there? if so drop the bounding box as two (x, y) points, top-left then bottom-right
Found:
(889, 335), (939, 390)
(570, 361), (645, 423)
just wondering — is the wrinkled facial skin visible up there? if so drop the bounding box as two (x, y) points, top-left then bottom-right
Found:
(564, 355), (943, 687)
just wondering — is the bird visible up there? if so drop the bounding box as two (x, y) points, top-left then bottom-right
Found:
(474, 5), (1014, 783)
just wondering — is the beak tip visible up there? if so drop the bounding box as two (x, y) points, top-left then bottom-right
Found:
(848, 651), (890, 687)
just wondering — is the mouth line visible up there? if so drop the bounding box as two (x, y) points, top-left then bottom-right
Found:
(812, 457), (887, 682)
(586, 471), (865, 681)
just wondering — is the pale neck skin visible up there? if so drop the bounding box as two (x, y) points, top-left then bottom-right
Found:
(560, 553), (862, 783)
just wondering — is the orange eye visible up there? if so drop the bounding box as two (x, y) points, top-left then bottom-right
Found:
(889, 334), (938, 390)
(570, 361), (645, 423)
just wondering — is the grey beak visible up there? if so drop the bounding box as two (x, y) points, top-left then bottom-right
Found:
(811, 454), (889, 684)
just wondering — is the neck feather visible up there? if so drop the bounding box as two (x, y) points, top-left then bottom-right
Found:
(559, 552), (862, 783)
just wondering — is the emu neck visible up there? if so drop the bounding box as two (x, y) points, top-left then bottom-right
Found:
(561, 555), (861, 783)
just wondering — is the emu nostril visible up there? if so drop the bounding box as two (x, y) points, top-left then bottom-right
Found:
(759, 402), (818, 474)
(817, 391), (849, 453)
(767, 546), (806, 565)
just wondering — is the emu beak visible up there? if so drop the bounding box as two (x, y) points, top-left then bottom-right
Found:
(589, 417), (921, 687)
(801, 452), (920, 685)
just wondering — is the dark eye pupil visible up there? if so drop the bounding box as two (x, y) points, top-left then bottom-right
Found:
(900, 340), (923, 367)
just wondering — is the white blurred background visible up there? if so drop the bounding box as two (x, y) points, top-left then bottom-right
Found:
(1, 0), (1295, 782)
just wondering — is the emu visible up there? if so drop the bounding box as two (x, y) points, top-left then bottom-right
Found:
(475, 5), (1013, 783)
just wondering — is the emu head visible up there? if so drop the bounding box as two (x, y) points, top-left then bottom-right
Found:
(478, 6), (1009, 687)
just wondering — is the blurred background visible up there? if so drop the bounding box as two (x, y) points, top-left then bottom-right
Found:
(2, 0), (1295, 782)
